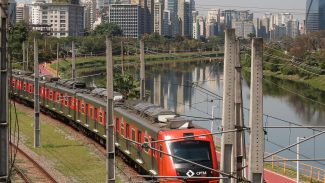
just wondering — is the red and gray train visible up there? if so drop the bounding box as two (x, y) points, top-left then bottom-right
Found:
(11, 70), (219, 183)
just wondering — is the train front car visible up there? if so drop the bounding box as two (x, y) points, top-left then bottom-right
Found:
(157, 119), (219, 183)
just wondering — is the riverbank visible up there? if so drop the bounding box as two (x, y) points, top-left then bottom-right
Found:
(49, 51), (223, 78)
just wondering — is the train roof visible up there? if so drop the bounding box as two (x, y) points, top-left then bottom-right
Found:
(117, 100), (196, 132)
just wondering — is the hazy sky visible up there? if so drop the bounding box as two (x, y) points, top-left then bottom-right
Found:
(196, 0), (307, 20)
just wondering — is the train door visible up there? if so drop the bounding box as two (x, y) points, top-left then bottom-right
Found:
(137, 130), (142, 162)
(94, 107), (98, 130)
(68, 96), (71, 117)
(126, 124), (130, 151)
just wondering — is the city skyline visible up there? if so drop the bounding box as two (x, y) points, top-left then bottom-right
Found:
(197, 0), (306, 20)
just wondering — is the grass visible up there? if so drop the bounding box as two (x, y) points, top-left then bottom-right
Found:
(10, 104), (114, 183)
(264, 163), (323, 183)
(263, 70), (325, 92)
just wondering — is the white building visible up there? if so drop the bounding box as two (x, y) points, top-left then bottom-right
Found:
(198, 16), (206, 38)
(31, 0), (46, 26)
(32, 2), (84, 37)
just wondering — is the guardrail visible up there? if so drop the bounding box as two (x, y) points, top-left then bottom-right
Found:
(213, 136), (325, 182)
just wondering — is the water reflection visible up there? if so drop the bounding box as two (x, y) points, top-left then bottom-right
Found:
(144, 61), (325, 168)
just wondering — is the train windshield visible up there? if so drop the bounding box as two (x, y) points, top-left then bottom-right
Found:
(169, 140), (212, 164)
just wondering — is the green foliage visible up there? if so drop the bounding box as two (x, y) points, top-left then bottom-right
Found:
(113, 73), (140, 99)
(92, 23), (123, 37)
(9, 22), (29, 56)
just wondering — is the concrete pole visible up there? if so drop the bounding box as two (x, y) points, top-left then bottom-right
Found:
(220, 29), (237, 183)
(248, 38), (264, 183)
(34, 37), (41, 148)
(26, 42), (29, 71)
(106, 37), (115, 183)
(120, 40), (124, 75)
(72, 41), (76, 80)
(234, 39), (246, 178)
(140, 39), (145, 100)
(22, 41), (26, 70)
(0, 0), (9, 181)
(56, 43), (59, 77)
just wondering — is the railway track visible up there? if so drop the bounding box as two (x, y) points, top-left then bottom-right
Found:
(10, 142), (58, 183)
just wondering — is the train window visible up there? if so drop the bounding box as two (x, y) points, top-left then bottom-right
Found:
(126, 124), (130, 138)
(121, 122), (124, 137)
(159, 145), (163, 159)
(49, 91), (53, 100)
(169, 141), (212, 164)
(132, 129), (135, 145)
(144, 137), (149, 153)
(78, 100), (81, 112)
(138, 130), (142, 143)
(58, 93), (63, 102)
(23, 83), (26, 91)
(58, 93), (62, 102)
(64, 96), (68, 106)
(99, 111), (103, 123)
(81, 103), (85, 113)
(89, 108), (93, 119)
(94, 108), (98, 121)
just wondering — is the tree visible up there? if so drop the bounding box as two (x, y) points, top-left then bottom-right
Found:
(9, 22), (29, 57)
(113, 73), (140, 99)
(92, 23), (123, 37)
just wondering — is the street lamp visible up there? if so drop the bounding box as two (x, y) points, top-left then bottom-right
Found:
(211, 106), (217, 133)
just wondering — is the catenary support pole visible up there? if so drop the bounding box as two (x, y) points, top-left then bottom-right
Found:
(220, 29), (237, 183)
(56, 43), (59, 77)
(106, 37), (115, 183)
(140, 39), (145, 100)
(72, 41), (76, 80)
(0, 0), (9, 181)
(34, 37), (41, 148)
(234, 39), (246, 178)
(26, 42), (29, 71)
(248, 38), (264, 183)
(120, 40), (124, 75)
(22, 41), (26, 70)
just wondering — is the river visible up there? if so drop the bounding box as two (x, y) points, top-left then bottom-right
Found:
(84, 60), (325, 169)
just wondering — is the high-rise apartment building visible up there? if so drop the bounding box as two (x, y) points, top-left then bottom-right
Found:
(165, 0), (179, 36)
(104, 4), (142, 38)
(232, 20), (255, 39)
(286, 20), (299, 38)
(31, 0), (46, 26)
(82, 0), (96, 30)
(32, 2), (85, 37)
(16, 3), (29, 23)
(139, 0), (154, 34)
(198, 16), (206, 38)
(306, 0), (325, 33)
(154, 0), (164, 35)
